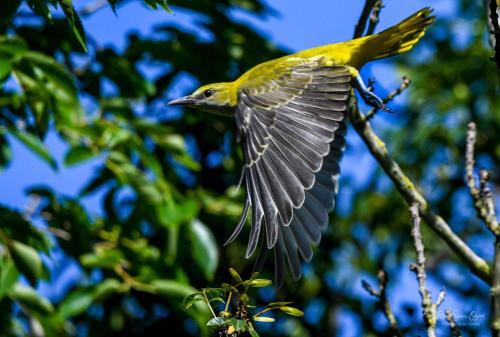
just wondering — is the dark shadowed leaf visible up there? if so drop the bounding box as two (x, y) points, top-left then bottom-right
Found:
(64, 145), (96, 166)
(8, 128), (57, 169)
(189, 220), (218, 281)
(57, 0), (87, 52)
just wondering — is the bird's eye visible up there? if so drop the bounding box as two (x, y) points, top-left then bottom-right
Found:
(203, 89), (214, 98)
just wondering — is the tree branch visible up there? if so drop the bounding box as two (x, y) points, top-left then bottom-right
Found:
(362, 270), (403, 337)
(445, 310), (462, 337)
(410, 203), (446, 337)
(465, 122), (499, 234)
(487, 0), (500, 68)
(353, 0), (377, 38)
(366, 0), (384, 36)
(466, 122), (500, 335)
(348, 102), (491, 283)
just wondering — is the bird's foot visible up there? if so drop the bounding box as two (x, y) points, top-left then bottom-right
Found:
(355, 75), (393, 112)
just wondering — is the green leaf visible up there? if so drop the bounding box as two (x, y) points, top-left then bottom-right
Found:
(57, 0), (87, 52)
(150, 279), (198, 298)
(58, 289), (94, 318)
(230, 318), (247, 331)
(143, 0), (172, 12)
(9, 284), (53, 315)
(8, 128), (57, 169)
(0, 56), (12, 82)
(221, 283), (239, 294)
(248, 327), (260, 337)
(64, 145), (96, 166)
(229, 268), (242, 283)
(26, 0), (52, 20)
(0, 257), (19, 300)
(183, 292), (204, 309)
(8, 240), (43, 286)
(279, 306), (304, 317)
(245, 279), (272, 288)
(253, 316), (275, 323)
(206, 316), (230, 327)
(264, 302), (293, 309)
(0, 36), (28, 56)
(92, 279), (121, 302)
(188, 220), (218, 281)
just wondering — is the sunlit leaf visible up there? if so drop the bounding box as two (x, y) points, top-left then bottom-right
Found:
(9, 284), (53, 315)
(245, 279), (272, 288)
(279, 306), (304, 317)
(252, 316), (275, 323)
(8, 240), (43, 286)
(206, 316), (230, 327)
(229, 268), (243, 283)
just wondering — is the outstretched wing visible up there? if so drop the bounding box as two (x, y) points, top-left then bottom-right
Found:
(227, 61), (351, 284)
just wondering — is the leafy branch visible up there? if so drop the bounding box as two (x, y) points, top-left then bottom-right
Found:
(184, 269), (303, 337)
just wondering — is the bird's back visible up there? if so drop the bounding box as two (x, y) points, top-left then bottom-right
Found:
(235, 7), (435, 89)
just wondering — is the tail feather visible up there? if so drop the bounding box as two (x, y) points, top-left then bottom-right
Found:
(364, 7), (435, 61)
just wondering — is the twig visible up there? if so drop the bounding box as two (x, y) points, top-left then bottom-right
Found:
(364, 76), (411, 121)
(353, 0), (377, 38)
(487, 0), (500, 68)
(445, 310), (462, 337)
(348, 102), (491, 284)
(409, 203), (445, 337)
(465, 122), (499, 234)
(362, 270), (403, 337)
(366, 0), (384, 35)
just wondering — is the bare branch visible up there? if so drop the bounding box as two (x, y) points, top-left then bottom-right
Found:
(348, 102), (491, 283)
(410, 203), (445, 337)
(465, 122), (498, 234)
(366, 0), (384, 35)
(353, 0), (377, 38)
(487, 0), (500, 68)
(364, 76), (411, 121)
(362, 270), (403, 337)
(445, 310), (462, 337)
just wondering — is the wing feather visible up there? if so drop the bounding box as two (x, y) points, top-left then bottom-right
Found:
(232, 62), (351, 281)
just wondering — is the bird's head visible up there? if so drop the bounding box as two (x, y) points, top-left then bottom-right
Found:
(168, 82), (237, 116)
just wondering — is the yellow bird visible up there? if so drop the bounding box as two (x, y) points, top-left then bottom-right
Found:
(169, 8), (435, 284)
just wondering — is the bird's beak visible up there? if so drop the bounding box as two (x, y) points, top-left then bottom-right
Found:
(168, 96), (195, 106)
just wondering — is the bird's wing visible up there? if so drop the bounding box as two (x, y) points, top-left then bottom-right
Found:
(228, 61), (351, 284)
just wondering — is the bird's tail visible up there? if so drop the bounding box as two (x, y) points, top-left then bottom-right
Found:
(363, 7), (435, 61)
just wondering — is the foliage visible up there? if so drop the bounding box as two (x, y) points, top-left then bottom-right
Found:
(184, 269), (303, 337)
(0, 0), (498, 336)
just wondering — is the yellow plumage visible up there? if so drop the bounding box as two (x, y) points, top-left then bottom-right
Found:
(168, 7), (436, 283)
(235, 7), (434, 93)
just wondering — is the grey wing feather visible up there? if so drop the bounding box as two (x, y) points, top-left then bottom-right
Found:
(231, 63), (351, 283)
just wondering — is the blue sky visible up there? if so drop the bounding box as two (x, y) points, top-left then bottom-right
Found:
(2, 0), (491, 335)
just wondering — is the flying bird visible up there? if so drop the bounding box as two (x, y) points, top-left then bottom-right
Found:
(169, 8), (435, 285)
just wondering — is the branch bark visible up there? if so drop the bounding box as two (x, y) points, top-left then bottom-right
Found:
(465, 122), (500, 335)
(353, 0), (377, 38)
(362, 270), (403, 337)
(348, 102), (491, 284)
(409, 203), (446, 337)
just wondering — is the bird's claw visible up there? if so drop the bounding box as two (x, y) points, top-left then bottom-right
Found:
(355, 75), (393, 112)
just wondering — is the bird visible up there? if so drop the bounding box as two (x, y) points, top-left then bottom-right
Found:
(169, 8), (435, 285)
